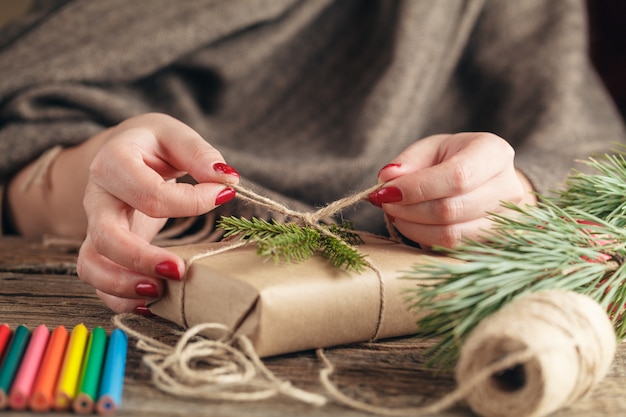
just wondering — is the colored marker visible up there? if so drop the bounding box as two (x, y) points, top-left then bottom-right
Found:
(29, 326), (69, 412)
(0, 324), (10, 358)
(8, 325), (50, 410)
(55, 323), (88, 411)
(96, 329), (128, 415)
(0, 325), (30, 409)
(74, 327), (107, 414)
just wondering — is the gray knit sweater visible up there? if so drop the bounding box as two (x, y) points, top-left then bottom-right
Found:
(0, 0), (624, 234)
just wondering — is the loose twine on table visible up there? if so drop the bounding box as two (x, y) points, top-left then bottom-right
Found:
(112, 185), (617, 417)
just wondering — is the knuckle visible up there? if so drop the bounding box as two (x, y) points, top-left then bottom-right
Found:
(433, 198), (463, 223)
(75, 256), (87, 282)
(88, 226), (108, 252)
(479, 132), (515, 158)
(437, 224), (463, 248)
(137, 189), (168, 217)
(448, 162), (474, 194)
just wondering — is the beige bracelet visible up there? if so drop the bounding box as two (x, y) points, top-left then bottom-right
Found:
(20, 145), (64, 191)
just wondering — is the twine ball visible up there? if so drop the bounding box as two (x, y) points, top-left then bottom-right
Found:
(455, 290), (616, 417)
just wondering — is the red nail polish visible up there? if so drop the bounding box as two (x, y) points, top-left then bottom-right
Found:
(368, 186), (403, 207)
(213, 162), (240, 177)
(135, 282), (160, 298)
(378, 163), (401, 177)
(215, 187), (236, 205)
(155, 261), (181, 280)
(134, 305), (154, 317)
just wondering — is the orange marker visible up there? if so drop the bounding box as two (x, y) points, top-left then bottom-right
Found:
(54, 324), (88, 411)
(9, 325), (50, 410)
(29, 326), (69, 412)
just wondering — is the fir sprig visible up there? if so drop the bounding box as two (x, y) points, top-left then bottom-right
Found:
(403, 153), (626, 369)
(217, 216), (368, 272)
(550, 153), (626, 226)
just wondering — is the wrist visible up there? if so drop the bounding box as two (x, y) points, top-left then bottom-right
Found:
(7, 129), (111, 238)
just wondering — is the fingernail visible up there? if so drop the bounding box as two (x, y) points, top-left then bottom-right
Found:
(378, 163), (401, 177)
(135, 282), (159, 298)
(215, 187), (236, 205)
(155, 260), (181, 280)
(134, 305), (154, 317)
(368, 186), (403, 207)
(213, 162), (240, 177)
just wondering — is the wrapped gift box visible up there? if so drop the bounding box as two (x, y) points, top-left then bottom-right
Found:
(149, 234), (452, 357)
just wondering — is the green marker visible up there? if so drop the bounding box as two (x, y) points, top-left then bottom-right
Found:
(73, 326), (108, 414)
(0, 325), (31, 409)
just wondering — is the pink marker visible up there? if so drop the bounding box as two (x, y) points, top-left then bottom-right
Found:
(8, 325), (50, 410)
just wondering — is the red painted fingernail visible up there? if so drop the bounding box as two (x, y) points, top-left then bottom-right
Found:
(135, 282), (160, 298)
(368, 186), (403, 207)
(155, 261), (181, 280)
(213, 162), (240, 177)
(378, 163), (401, 177)
(134, 305), (154, 317)
(215, 187), (236, 205)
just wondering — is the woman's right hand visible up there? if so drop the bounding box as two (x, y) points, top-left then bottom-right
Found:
(76, 113), (240, 314)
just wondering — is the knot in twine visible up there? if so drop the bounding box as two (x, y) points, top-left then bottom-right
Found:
(186, 181), (393, 267)
(184, 182), (393, 343)
(231, 182), (389, 236)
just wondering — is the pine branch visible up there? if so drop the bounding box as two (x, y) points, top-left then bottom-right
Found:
(404, 197), (626, 369)
(217, 216), (368, 272)
(549, 153), (626, 226)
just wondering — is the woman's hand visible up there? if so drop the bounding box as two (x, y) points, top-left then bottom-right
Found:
(76, 113), (240, 313)
(369, 132), (536, 248)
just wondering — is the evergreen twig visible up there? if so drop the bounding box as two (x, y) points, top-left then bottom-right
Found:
(217, 216), (368, 272)
(403, 152), (626, 369)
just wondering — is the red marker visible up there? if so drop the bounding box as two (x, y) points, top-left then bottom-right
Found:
(0, 325), (10, 358)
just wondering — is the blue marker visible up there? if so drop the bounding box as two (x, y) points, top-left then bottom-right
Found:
(95, 329), (128, 415)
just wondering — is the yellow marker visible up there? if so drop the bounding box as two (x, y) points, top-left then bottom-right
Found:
(54, 324), (88, 411)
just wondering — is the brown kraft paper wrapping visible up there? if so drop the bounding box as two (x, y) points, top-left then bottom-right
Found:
(149, 234), (450, 357)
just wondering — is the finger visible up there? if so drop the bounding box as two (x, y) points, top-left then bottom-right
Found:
(77, 237), (165, 301)
(384, 170), (524, 225)
(380, 133), (514, 203)
(89, 146), (237, 218)
(96, 290), (149, 314)
(393, 215), (497, 249)
(134, 113), (240, 185)
(83, 189), (186, 282)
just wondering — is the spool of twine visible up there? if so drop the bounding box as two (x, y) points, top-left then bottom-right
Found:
(455, 290), (616, 417)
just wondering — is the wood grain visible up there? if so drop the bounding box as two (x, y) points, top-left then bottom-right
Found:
(1, 237), (625, 416)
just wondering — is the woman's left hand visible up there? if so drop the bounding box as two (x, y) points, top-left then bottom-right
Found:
(369, 132), (536, 248)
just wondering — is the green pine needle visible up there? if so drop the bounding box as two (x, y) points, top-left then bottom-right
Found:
(550, 153), (626, 225)
(403, 173), (626, 369)
(217, 216), (368, 272)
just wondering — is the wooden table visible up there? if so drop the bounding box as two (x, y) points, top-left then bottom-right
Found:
(1, 236), (625, 417)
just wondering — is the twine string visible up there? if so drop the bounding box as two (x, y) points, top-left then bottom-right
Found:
(184, 182), (390, 342)
(113, 314), (327, 405)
